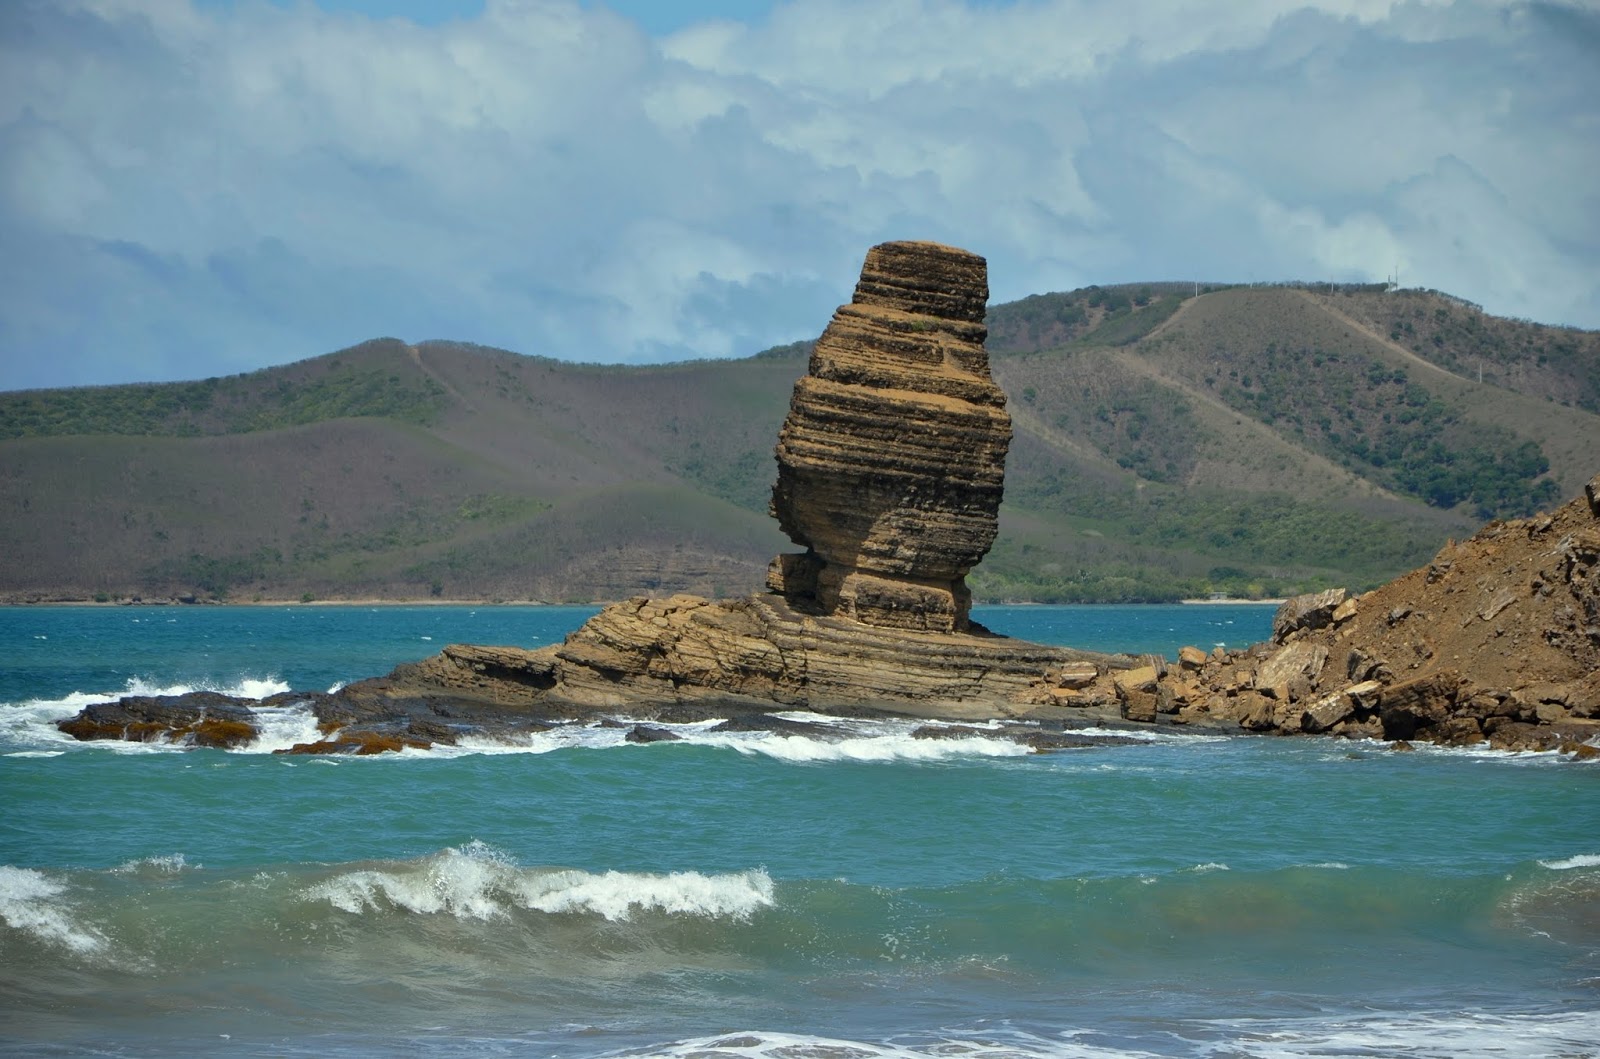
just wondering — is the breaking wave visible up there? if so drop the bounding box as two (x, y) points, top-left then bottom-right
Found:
(304, 842), (774, 923)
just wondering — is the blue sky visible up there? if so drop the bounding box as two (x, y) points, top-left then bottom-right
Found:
(2, 0), (1597, 389)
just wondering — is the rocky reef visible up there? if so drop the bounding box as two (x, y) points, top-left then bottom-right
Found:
(53, 241), (1600, 758)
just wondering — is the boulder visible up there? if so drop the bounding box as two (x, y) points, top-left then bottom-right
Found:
(1300, 689), (1357, 733)
(1271, 589), (1348, 643)
(1376, 672), (1460, 740)
(1255, 642), (1329, 701)
(1233, 690), (1277, 731)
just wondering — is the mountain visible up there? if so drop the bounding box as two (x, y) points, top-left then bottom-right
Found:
(2, 284), (1596, 604)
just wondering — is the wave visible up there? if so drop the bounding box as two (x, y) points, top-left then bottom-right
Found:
(303, 842), (774, 923)
(0, 865), (109, 956)
(7, 849), (1597, 975)
(384, 716), (1046, 764)
(1540, 853), (1600, 870)
(621, 1011), (1600, 1059)
(4, 850), (1596, 1056)
(5, 692), (1136, 762)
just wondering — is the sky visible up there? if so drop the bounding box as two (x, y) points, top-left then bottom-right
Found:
(1, 0), (1596, 391)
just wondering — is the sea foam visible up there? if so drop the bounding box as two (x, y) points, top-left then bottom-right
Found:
(0, 865), (107, 956)
(303, 843), (774, 923)
(629, 1009), (1600, 1059)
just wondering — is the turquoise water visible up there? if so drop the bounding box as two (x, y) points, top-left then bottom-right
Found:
(3, 605), (1598, 1057)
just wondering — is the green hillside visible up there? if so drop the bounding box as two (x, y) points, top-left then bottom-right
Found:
(2, 286), (1595, 604)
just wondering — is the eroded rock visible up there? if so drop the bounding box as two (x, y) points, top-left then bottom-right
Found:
(768, 241), (1009, 634)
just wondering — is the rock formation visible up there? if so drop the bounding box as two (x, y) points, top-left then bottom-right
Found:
(767, 241), (1010, 633)
(1121, 473), (1600, 754)
(52, 238), (1600, 758)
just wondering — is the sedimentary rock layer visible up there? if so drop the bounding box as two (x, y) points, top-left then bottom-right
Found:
(769, 241), (1011, 633)
(376, 593), (1134, 722)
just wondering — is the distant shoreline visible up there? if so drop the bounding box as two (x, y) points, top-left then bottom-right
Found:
(5, 595), (1288, 608)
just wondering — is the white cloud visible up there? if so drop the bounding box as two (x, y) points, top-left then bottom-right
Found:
(0, 0), (1595, 389)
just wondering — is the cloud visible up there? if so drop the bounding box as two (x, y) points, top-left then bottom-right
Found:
(1, 0), (1596, 389)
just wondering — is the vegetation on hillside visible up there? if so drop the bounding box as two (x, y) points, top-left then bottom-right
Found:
(1332, 289), (1600, 413)
(986, 283), (1201, 354)
(3, 287), (1595, 604)
(0, 340), (446, 439)
(1195, 342), (1558, 517)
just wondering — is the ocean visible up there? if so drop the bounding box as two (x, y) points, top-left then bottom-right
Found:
(2, 603), (1597, 1058)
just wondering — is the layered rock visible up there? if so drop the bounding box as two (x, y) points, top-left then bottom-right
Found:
(415, 592), (1129, 721)
(768, 241), (1010, 633)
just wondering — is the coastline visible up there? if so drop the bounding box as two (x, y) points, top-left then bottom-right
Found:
(4, 594), (1290, 608)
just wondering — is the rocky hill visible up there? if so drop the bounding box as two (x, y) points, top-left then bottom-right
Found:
(1101, 474), (1600, 753)
(2, 283), (1597, 604)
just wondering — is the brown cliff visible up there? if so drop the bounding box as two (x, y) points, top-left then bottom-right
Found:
(768, 241), (1010, 633)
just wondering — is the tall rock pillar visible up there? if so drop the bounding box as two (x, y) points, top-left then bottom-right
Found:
(768, 241), (1011, 633)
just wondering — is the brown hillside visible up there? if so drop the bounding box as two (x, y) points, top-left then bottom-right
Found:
(2, 284), (1596, 605)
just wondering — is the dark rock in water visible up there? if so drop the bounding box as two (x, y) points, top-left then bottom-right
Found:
(910, 722), (1142, 750)
(910, 724), (998, 740)
(710, 713), (843, 738)
(1015, 730), (1144, 750)
(277, 730), (430, 756)
(624, 725), (681, 744)
(57, 692), (259, 749)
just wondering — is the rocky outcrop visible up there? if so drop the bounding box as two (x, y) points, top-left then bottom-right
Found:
(57, 692), (261, 748)
(768, 241), (1010, 633)
(1141, 477), (1600, 754)
(368, 592), (1136, 723)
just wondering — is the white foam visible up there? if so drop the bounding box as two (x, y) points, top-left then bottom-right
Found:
(303, 842), (774, 923)
(629, 1010), (1600, 1059)
(1202, 1008), (1600, 1059)
(701, 731), (1032, 763)
(241, 703), (323, 754)
(623, 1028), (1153, 1059)
(512, 866), (775, 921)
(112, 853), (192, 875)
(1539, 853), (1600, 870)
(0, 865), (107, 955)
(410, 716), (1043, 763)
(1182, 862), (1230, 874)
